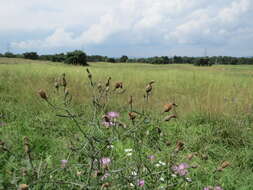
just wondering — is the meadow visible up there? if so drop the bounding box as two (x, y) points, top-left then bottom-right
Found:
(0, 57), (253, 190)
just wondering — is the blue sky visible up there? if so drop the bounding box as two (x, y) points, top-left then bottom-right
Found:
(0, 0), (252, 57)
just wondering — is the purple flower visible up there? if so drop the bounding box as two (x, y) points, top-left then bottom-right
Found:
(203, 187), (212, 190)
(61, 159), (68, 168)
(172, 163), (189, 176)
(148, 155), (156, 161)
(101, 172), (110, 180)
(137, 179), (145, 187)
(214, 186), (223, 190)
(100, 157), (111, 167)
(107, 112), (119, 119)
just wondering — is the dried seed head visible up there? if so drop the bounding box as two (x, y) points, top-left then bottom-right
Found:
(97, 82), (102, 90)
(128, 112), (138, 120)
(163, 114), (177, 122)
(102, 182), (111, 188)
(38, 89), (48, 101)
(201, 154), (208, 160)
(114, 82), (123, 89)
(86, 68), (92, 79)
(187, 153), (194, 160)
(64, 88), (69, 96)
(149, 80), (155, 84)
(19, 184), (29, 190)
(128, 96), (133, 105)
(175, 141), (184, 152)
(217, 161), (230, 171)
(54, 79), (59, 90)
(163, 103), (177, 113)
(102, 115), (111, 122)
(105, 77), (111, 87)
(62, 73), (67, 87)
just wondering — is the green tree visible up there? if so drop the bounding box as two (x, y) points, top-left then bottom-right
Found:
(23, 52), (39, 60)
(120, 55), (128, 63)
(65, 50), (88, 66)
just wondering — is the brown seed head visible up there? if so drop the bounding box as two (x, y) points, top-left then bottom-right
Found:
(128, 112), (138, 120)
(175, 141), (184, 152)
(163, 114), (177, 122)
(128, 96), (133, 105)
(114, 82), (123, 89)
(102, 115), (111, 122)
(38, 89), (48, 101)
(105, 77), (111, 87)
(19, 184), (29, 190)
(217, 161), (230, 171)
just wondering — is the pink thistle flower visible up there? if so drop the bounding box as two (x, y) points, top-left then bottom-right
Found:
(100, 157), (111, 167)
(214, 186), (223, 190)
(107, 112), (119, 119)
(203, 187), (212, 190)
(137, 179), (145, 187)
(172, 163), (189, 176)
(148, 155), (156, 161)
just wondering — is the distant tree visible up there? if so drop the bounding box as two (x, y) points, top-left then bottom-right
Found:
(107, 58), (116, 63)
(65, 50), (88, 66)
(0, 53), (3, 57)
(23, 52), (39, 60)
(120, 55), (128, 63)
(4, 52), (16, 58)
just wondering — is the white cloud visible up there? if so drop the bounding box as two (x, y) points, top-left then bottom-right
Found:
(0, 0), (252, 56)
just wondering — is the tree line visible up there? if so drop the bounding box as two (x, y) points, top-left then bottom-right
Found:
(0, 50), (252, 66)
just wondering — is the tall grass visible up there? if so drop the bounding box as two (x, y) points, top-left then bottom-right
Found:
(0, 58), (253, 189)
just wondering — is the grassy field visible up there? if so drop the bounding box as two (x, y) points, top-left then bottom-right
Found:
(0, 58), (253, 189)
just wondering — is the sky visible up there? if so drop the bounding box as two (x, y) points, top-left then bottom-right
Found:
(0, 0), (252, 57)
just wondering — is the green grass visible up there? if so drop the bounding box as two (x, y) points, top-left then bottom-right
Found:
(0, 58), (253, 189)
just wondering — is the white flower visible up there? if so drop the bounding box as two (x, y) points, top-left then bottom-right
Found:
(159, 161), (166, 166)
(131, 171), (137, 176)
(160, 177), (165, 182)
(129, 183), (134, 187)
(126, 152), (132, 156)
(171, 174), (177, 178)
(125, 149), (133, 152)
(155, 163), (161, 167)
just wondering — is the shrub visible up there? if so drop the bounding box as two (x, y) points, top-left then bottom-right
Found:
(23, 52), (39, 60)
(65, 50), (88, 66)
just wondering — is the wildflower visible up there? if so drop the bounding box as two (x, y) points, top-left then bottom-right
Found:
(131, 171), (137, 176)
(19, 184), (29, 190)
(159, 161), (166, 166)
(137, 179), (145, 187)
(186, 177), (192, 183)
(214, 186), (223, 190)
(76, 171), (82, 176)
(61, 159), (68, 168)
(124, 149), (133, 152)
(102, 121), (115, 127)
(172, 163), (189, 176)
(126, 152), (132, 156)
(107, 111), (119, 119)
(101, 172), (111, 180)
(203, 187), (212, 190)
(148, 155), (156, 161)
(100, 157), (111, 167)
(160, 177), (165, 182)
